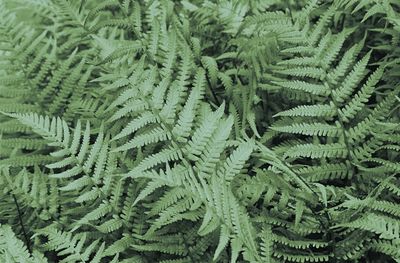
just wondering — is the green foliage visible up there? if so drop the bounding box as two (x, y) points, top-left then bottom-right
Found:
(0, 0), (399, 262)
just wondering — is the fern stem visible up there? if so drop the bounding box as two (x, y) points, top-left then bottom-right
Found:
(12, 194), (31, 253)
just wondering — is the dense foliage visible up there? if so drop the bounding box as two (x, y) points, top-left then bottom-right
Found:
(0, 0), (399, 262)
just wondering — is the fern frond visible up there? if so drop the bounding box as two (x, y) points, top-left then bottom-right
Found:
(0, 224), (47, 263)
(337, 214), (400, 241)
(272, 80), (329, 95)
(271, 122), (341, 137)
(284, 143), (348, 159)
(273, 104), (336, 118)
(37, 226), (106, 263)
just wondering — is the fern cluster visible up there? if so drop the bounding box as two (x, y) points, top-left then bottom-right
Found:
(0, 0), (399, 262)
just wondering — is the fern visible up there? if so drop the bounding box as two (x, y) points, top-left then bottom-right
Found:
(1, 0), (400, 262)
(0, 224), (48, 263)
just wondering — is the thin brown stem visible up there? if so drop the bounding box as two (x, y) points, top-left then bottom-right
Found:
(12, 194), (31, 253)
